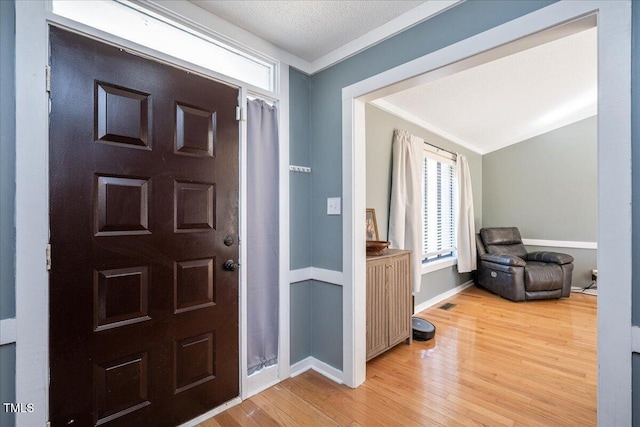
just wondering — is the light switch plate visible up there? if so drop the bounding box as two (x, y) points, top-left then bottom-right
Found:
(327, 197), (341, 215)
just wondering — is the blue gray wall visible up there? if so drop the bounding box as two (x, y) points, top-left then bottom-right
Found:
(289, 69), (312, 270)
(308, 0), (555, 272)
(289, 69), (342, 370)
(483, 117), (598, 287)
(288, 0), (557, 370)
(290, 281), (312, 364)
(632, 0), (640, 419)
(289, 280), (342, 369)
(0, 0), (16, 425)
(365, 104), (480, 306)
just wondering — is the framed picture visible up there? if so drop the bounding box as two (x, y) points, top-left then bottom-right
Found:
(366, 208), (379, 241)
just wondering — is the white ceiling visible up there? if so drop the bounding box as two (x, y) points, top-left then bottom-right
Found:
(188, 0), (426, 62)
(373, 27), (598, 154)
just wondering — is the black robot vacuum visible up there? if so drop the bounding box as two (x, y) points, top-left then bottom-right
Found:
(412, 317), (436, 341)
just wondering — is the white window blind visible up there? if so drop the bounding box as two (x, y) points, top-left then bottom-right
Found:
(422, 149), (456, 260)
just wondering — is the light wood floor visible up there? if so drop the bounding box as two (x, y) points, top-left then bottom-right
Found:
(202, 286), (597, 426)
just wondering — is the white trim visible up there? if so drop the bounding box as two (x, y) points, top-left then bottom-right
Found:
(341, 95), (368, 388)
(239, 87), (249, 400)
(522, 239), (598, 250)
(413, 280), (474, 315)
(421, 257), (457, 275)
(342, 3), (631, 426)
(308, 1), (461, 73)
(244, 365), (280, 399)
(631, 326), (640, 354)
(289, 267), (344, 286)
(277, 62), (292, 384)
(0, 318), (16, 345)
(178, 397), (242, 427)
(289, 356), (344, 384)
(595, 3), (632, 425)
(311, 267), (344, 286)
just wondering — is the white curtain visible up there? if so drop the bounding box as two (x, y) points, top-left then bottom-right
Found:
(456, 154), (476, 273)
(247, 99), (279, 375)
(388, 129), (424, 294)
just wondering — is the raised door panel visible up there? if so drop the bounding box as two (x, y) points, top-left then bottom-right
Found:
(366, 257), (388, 360)
(387, 253), (412, 347)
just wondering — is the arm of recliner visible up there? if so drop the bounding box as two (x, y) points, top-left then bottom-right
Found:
(526, 251), (574, 265)
(480, 253), (526, 267)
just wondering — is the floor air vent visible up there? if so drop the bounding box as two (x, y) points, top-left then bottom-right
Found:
(439, 303), (456, 310)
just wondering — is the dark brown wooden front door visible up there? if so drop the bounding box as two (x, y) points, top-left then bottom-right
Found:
(49, 27), (239, 427)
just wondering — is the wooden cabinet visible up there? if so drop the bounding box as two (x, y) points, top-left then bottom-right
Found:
(366, 249), (412, 361)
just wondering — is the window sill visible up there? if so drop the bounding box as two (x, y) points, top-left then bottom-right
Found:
(421, 256), (457, 275)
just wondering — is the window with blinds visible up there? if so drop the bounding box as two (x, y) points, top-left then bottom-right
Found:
(422, 150), (456, 261)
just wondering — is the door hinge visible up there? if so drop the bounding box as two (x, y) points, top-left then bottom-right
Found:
(236, 106), (246, 121)
(46, 66), (51, 93)
(46, 244), (52, 271)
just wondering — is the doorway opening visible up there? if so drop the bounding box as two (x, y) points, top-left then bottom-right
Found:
(341, 2), (632, 424)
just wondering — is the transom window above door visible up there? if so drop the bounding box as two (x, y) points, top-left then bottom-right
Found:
(52, 0), (276, 91)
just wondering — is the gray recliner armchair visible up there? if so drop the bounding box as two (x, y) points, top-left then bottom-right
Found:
(475, 227), (574, 301)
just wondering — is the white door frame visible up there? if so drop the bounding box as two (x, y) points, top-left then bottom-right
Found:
(14, 2), (290, 425)
(342, 1), (631, 425)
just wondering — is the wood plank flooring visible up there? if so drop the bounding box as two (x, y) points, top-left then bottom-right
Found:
(201, 286), (596, 426)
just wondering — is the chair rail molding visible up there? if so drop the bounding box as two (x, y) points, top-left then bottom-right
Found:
(289, 267), (344, 286)
(522, 238), (597, 250)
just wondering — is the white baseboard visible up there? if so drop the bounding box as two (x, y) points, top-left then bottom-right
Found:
(178, 396), (242, 427)
(290, 356), (344, 384)
(414, 280), (474, 314)
(244, 364), (280, 399)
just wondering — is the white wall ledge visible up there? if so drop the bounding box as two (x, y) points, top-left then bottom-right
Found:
(522, 238), (597, 250)
(289, 267), (344, 286)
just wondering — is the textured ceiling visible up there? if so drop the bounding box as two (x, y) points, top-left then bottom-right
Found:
(187, 1), (595, 154)
(374, 28), (597, 154)
(188, 0), (425, 62)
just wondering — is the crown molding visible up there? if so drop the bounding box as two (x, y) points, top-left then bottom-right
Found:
(307, 0), (462, 74)
(370, 99), (483, 154)
(143, 0), (462, 75)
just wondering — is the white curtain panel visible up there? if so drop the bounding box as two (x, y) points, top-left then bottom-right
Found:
(247, 99), (279, 375)
(456, 154), (477, 273)
(388, 129), (424, 294)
